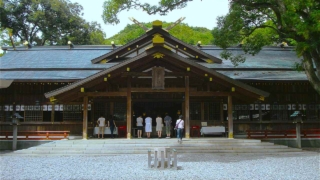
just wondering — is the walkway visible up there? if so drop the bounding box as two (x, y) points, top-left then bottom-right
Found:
(0, 150), (319, 180)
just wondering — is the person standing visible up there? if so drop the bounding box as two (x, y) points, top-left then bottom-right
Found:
(176, 115), (184, 144)
(164, 113), (172, 138)
(156, 115), (163, 138)
(108, 115), (117, 138)
(145, 115), (152, 138)
(136, 115), (143, 138)
(97, 114), (105, 138)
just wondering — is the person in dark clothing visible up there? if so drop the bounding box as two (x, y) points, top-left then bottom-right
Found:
(108, 115), (117, 138)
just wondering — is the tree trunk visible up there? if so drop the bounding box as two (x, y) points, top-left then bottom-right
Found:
(303, 51), (320, 95)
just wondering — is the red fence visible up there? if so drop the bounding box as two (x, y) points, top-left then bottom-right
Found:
(0, 131), (70, 140)
(246, 129), (320, 139)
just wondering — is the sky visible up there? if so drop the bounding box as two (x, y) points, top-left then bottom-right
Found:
(69, 0), (230, 38)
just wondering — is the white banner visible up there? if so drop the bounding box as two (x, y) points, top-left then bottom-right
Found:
(59, 105), (63, 111)
(266, 104), (270, 110)
(54, 105), (59, 111)
(223, 104), (227, 110)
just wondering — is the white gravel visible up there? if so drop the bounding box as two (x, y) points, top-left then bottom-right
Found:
(0, 152), (319, 180)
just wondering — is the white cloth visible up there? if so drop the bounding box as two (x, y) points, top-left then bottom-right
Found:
(156, 117), (163, 131)
(176, 119), (184, 129)
(97, 117), (105, 127)
(145, 117), (152, 132)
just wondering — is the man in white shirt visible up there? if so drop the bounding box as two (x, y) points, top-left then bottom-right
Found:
(97, 115), (106, 138)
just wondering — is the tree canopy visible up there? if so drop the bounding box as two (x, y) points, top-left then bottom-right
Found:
(212, 0), (320, 94)
(0, 0), (106, 46)
(102, 0), (320, 95)
(102, 0), (192, 25)
(106, 22), (213, 45)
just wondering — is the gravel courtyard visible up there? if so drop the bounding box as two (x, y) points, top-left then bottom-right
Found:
(1, 151), (319, 180)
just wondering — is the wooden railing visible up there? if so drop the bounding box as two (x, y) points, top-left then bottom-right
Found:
(246, 129), (320, 139)
(0, 131), (70, 140)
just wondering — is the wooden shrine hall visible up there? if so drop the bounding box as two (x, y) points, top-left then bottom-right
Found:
(44, 21), (269, 139)
(1, 20), (319, 140)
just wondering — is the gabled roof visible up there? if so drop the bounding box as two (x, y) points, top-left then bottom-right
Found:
(0, 45), (306, 81)
(45, 44), (269, 100)
(90, 23), (222, 64)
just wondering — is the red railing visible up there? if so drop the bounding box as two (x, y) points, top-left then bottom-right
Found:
(246, 129), (320, 139)
(0, 131), (70, 140)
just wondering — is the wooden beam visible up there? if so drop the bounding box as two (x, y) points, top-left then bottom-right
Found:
(185, 76), (190, 139)
(201, 102), (204, 121)
(121, 72), (187, 77)
(83, 96), (88, 140)
(79, 92), (127, 97)
(119, 88), (192, 92)
(51, 102), (55, 122)
(190, 92), (231, 96)
(127, 76), (132, 139)
(228, 95), (233, 139)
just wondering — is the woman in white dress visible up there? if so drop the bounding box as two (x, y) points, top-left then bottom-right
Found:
(156, 115), (163, 138)
(145, 116), (152, 138)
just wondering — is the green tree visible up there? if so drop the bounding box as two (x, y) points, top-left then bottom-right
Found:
(56, 21), (107, 45)
(102, 0), (320, 95)
(0, 0), (106, 45)
(102, 0), (192, 25)
(212, 0), (320, 94)
(107, 22), (213, 45)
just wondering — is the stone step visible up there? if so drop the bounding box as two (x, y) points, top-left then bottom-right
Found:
(40, 142), (280, 148)
(34, 144), (289, 151)
(54, 139), (262, 144)
(13, 147), (301, 155)
(11, 138), (302, 155)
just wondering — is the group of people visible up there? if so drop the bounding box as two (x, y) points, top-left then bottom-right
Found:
(96, 114), (117, 139)
(96, 113), (185, 143)
(136, 114), (184, 143)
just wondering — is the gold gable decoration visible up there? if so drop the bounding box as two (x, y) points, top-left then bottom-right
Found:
(205, 59), (213, 63)
(152, 34), (164, 45)
(153, 52), (165, 59)
(152, 20), (163, 27)
(259, 96), (265, 101)
(50, 97), (57, 102)
(100, 59), (108, 64)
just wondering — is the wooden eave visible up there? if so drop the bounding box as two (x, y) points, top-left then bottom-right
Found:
(91, 27), (222, 64)
(45, 45), (269, 103)
(90, 28), (165, 64)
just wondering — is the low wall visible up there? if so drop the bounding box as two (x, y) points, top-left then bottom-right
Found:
(0, 140), (53, 150)
(262, 138), (320, 148)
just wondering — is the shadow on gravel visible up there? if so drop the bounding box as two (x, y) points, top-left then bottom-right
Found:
(177, 151), (319, 163)
(0, 150), (14, 155)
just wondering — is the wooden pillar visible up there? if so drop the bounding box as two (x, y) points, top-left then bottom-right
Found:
(12, 103), (17, 151)
(296, 122), (301, 148)
(220, 99), (224, 124)
(228, 95), (233, 139)
(110, 102), (114, 115)
(126, 76), (132, 139)
(185, 76), (190, 138)
(201, 102), (204, 121)
(82, 96), (88, 140)
(259, 101), (262, 130)
(51, 102), (55, 122)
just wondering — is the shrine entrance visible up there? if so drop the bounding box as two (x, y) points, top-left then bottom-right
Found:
(133, 101), (182, 124)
